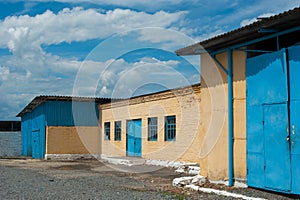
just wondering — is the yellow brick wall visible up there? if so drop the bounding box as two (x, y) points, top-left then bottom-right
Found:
(199, 50), (246, 180)
(232, 50), (247, 178)
(46, 126), (100, 154)
(199, 52), (228, 180)
(100, 85), (201, 163)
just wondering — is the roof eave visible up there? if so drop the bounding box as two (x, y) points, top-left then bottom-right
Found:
(16, 95), (114, 118)
(176, 7), (300, 55)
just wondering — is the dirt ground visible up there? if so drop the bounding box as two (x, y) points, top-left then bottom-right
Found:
(0, 158), (208, 199)
(0, 158), (299, 200)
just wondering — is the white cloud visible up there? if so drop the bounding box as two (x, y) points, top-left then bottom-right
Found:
(240, 13), (275, 27)
(0, 66), (10, 83)
(0, 51), (196, 119)
(0, 7), (188, 81)
(0, 7), (186, 51)
(137, 27), (197, 49)
(73, 57), (193, 98)
(139, 57), (179, 67)
(110, 61), (193, 98)
(0, 7), (191, 119)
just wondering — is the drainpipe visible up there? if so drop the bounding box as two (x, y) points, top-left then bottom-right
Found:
(228, 49), (234, 186)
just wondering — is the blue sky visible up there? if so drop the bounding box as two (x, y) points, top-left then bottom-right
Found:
(0, 0), (299, 120)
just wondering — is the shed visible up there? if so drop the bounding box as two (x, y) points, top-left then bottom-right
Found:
(17, 96), (111, 159)
(176, 7), (300, 194)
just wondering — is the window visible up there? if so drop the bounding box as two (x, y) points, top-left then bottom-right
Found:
(114, 121), (121, 141)
(165, 115), (176, 141)
(104, 122), (110, 140)
(148, 117), (158, 141)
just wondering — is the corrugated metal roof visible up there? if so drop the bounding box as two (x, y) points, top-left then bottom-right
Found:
(100, 83), (201, 109)
(16, 95), (114, 117)
(128, 83), (201, 100)
(176, 7), (300, 55)
(17, 84), (201, 117)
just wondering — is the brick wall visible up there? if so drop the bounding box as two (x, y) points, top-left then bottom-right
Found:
(100, 84), (201, 163)
(199, 51), (246, 180)
(0, 131), (22, 157)
(46, 126), (100, 155)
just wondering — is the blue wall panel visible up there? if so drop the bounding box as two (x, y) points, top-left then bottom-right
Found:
(45, 101), (99, 126)
(21, 113), (32, 156)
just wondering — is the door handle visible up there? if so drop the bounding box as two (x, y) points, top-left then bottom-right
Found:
(286, 135), (290, 141)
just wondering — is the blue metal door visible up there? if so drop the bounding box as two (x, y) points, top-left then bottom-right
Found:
(126, 119), (142, 157)
(31, 115), (45, 159)
(246, 49), (291, 192)
(263, 104), (290, 190)
(288, 45), (300, 194)
(32, 129), (40, 158)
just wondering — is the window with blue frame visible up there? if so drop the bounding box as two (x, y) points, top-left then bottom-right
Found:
(148, 117), (158, 141)
(114, 121), (121, 141)
(104, 122), (110, 140)
(165, 115), (176, 141)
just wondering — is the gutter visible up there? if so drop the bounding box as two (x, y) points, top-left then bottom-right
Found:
(227, 49), (234, 186)
(176, 48), (235, 187)
(211, 50), (234, 186)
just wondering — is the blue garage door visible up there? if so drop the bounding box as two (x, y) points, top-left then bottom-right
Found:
(126, 119), (142, 157)
(246, 46), (300, 194)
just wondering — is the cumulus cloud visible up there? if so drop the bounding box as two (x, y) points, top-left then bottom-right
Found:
(73, 57), (193, 99)
(0, 7), (192, 119)
(137, 27), (197, 49)
(1, 52), (195, 119)
(0, 7), (186, 51)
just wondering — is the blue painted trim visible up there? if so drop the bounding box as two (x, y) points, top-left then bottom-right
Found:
(210, 26), (300, 56)
(114, 121), (122, 141)
(104, 122), (110, 140)
(211, 55), (228, 73)
(235, 49), (275, 53)
(165, 115), (176, 141)
(258, 28), (278, 33)
(228, 49), (234, 187)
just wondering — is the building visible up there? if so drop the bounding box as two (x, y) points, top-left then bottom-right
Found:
(0, 121), (21, 157)
(16, 6), (300, 195)
(100, 84), (200, 163)
(176, 7), (300, 195)
(17, 96), (111, 159)
(18, 85), (201, 162)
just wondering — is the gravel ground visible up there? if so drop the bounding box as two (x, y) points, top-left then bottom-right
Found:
(0, 159), (299, 200)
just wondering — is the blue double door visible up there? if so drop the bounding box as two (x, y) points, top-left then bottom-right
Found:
(246, 46), (300, 194)
(126, 119), (142, 157)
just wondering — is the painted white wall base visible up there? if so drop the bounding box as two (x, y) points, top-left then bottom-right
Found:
(45, 154), (101, 160)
